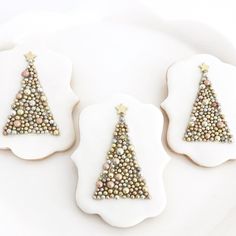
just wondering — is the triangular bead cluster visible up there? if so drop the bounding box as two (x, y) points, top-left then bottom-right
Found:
(93, 104), (150, 200)
(3, 52), (60, 136)
(184, 63), (232, 143)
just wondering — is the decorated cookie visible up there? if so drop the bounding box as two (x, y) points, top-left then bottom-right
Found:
(71, 94), (170, 227)
(162, 54), (236, 167)
(0, 45), (79, 159)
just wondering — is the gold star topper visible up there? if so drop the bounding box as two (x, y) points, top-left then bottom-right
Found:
(199, 63), (209, 72)
(116, 104), (127, 115)
(24, 51), (36, 62)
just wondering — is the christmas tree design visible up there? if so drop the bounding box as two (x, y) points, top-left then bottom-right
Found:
(184, 63), (232, 142)
(3, 52), (60, 136)
(93, 104), (150, 200)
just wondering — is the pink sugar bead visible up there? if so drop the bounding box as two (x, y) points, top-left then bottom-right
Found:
(21, 69), (30, 78)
